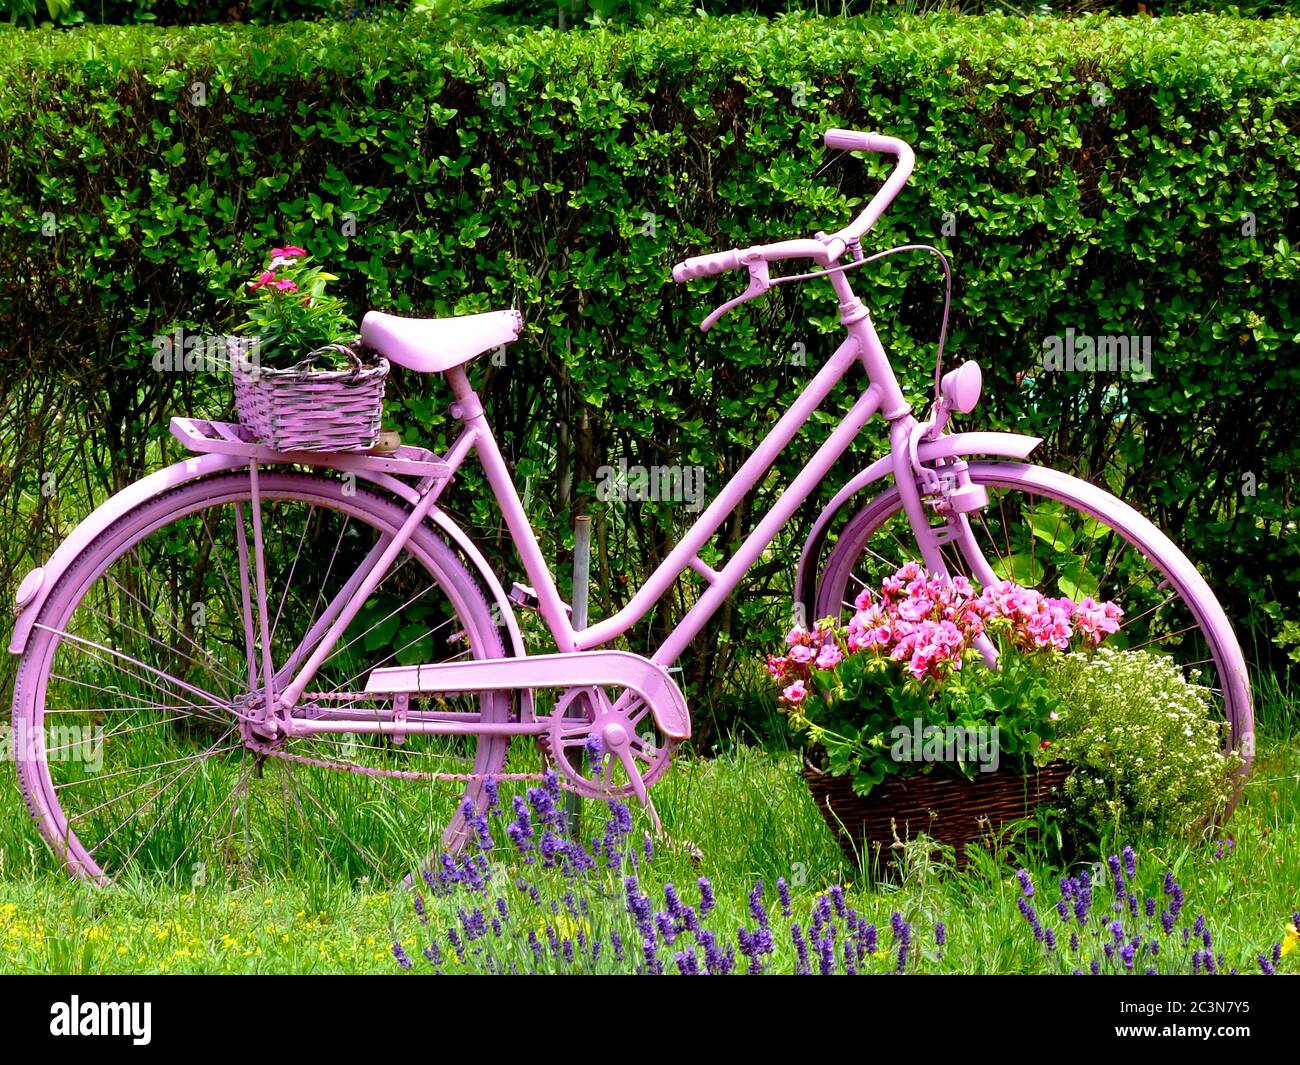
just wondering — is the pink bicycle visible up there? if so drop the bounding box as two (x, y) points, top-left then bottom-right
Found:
(9, 129), (1252, 884)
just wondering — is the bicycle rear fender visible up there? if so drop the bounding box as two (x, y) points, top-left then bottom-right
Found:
(7, 453), (528, 663)
(793, 430), (1042, 614)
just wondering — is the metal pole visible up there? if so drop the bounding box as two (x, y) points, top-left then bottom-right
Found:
(565, 515), (592, 838)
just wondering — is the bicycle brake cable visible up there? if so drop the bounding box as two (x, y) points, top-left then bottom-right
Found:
(770, 243), (954, 404)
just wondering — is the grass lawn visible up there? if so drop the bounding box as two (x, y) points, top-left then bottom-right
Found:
(1, 734), (1296, 975)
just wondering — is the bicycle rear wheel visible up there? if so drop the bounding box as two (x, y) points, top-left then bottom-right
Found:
(811, 462), (1252, 787)
(11, 470), (517, 885)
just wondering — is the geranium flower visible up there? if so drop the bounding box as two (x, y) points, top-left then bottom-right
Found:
(815, 642), (843, 670)
(781, 680), (807, 704)
(272, 245), (308, 259)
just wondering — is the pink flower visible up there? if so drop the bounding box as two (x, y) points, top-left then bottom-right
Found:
(272, 245), (307, 260)
(786, 625), (812, 647)
(782, 680), (807, 704)
(248, 270), (276, 290)
(788, 644), (815, 665)
(1072, 596), (1123, 645)
(765, 654), (788, 680)
(273, 278), (298, 293)
(815, 643), (843, 670)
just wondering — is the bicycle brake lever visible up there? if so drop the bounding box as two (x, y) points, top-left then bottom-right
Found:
(700, 259), (770, 332)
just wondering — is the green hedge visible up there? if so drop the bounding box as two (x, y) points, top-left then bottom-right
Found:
(1, 13), (1297, 742)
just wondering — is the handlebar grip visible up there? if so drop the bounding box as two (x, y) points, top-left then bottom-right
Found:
(824, 128), (897, 155)
(672, 248), (741, 283)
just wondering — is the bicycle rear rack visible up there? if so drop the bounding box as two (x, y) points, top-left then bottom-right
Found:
(169, 417), (452, 481)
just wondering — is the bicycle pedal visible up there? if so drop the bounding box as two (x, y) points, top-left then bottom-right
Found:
(509, 582), (541, 612)
(509, 582), (572, 616)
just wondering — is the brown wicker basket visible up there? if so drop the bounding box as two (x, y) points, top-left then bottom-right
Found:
(804, 761), (1070, 871)
(232, 343), (388, 452)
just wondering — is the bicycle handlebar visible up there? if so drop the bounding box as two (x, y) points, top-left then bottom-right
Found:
(671, 128), (915, 288)
(822, 128), (915, 247)
(671, 238), (832, 283)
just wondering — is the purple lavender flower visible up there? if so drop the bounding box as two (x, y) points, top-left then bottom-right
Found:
(611, 929), (625, 962)
(643, 833), (654, 861)
(422, 943), (442, 969)
(791, 924), (811, 975)
(1145, 896), (1156, 919)
(392, 942), (413, 970)
(664, 883), (684, 920)
(935, 922), (946, 948)
(1272, 941), (1282, 967)
(1258, 954), (1276, 976)
(413, 895), (427, 924)
(1018, 897), (1044, 941)
(483, 774), (501, 815)
(1122, 846), (1136, 878)
(447, 927), (466, 962)
(1091, 959), (1102, 975)
(818, 936), (836, 975)
(1160, 909), (1174, 935)
(749, 881), (769, 927)
(507, 796), (535, 854)
(698, 876), (715, 917)
(830, 884), (847, 919)
(655, 911), (676, 946)
(675, 949), (699, 975)
(1044, 928), (1056, 952)
(1017, 868), (1035, 898)
(1168, 882), (1185, 920)
(777, 877), (792, 917)
(699, 929), (729, 975)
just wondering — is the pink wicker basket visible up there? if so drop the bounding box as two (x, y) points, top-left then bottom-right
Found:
(232, 344), (388, 452)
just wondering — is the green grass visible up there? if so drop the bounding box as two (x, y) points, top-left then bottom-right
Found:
(1, 732), (1297, 974)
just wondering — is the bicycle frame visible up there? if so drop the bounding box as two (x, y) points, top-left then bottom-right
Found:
(272, 263), (951, 716)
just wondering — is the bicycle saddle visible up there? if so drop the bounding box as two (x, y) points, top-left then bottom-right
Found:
(360, 308), (522, 374)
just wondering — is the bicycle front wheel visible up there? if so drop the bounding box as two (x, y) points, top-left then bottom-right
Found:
(11, 470), (517, 885)
(811, 462), (1253, 779)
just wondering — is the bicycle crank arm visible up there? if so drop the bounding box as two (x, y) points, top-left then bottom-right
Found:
(364, 650), (692, 741)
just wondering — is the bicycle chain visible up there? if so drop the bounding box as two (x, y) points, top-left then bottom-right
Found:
(241, 692), (546, 784)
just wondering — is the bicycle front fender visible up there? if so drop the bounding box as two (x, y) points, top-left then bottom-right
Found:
(7, 453), (527, 665)
(793, 430), (1042, 615)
